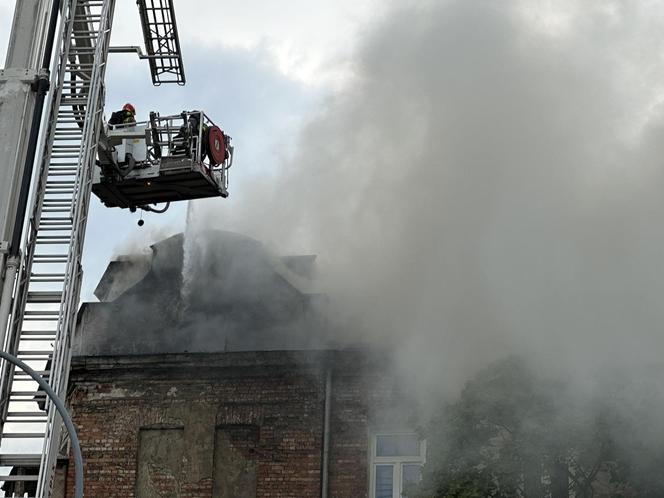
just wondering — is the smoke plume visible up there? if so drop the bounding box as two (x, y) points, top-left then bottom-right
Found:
(189, 0), (664, 398)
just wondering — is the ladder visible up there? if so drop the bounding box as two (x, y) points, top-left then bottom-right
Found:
(0, 0), (115, 496)
(137, 0), (186, 85)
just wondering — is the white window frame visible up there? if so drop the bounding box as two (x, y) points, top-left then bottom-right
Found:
(369, 431), (426, 498)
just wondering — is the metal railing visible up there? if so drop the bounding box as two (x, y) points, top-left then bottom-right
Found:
(147, 110), (232, 188)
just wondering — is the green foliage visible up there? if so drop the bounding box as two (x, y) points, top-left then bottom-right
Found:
(411, 357), (664, 498)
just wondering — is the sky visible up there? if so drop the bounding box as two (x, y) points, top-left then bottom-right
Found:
(5, 0), (664, 403)
(0, 0), (383, 299)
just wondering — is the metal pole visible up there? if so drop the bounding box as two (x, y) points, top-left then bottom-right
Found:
(0, 351), (84, 498)
(321, 366), (332, 498)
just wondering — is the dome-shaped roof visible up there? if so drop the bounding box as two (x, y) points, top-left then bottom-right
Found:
(75, 230), (329, 355)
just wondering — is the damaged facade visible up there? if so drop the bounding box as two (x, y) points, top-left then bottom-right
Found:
(52, 231), (423, 498)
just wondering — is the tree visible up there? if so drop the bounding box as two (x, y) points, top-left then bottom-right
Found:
(411, 357), (664, 498)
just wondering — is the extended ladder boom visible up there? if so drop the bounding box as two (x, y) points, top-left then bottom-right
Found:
(0, 1), (116, 496)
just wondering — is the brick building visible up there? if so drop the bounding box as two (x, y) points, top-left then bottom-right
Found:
(52, 231), (424, 498)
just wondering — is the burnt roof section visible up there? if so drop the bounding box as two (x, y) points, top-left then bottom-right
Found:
(75, 230), (334, 356)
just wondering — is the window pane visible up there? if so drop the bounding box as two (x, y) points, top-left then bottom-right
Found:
(401, 464), (422, 497)
(376, 434), (420, 457)
(375, 465), (394, 498)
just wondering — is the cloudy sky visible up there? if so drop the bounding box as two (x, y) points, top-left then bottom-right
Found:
(5, 0), (664, 395)
(0, 0), (384, 299)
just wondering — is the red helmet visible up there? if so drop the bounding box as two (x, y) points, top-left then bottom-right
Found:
(122, 103), (136, 114)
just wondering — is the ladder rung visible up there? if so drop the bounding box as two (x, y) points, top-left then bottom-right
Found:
(62, 86), (90, 92)
(59, 100), (88, 106)
(17, 336), (56, 342)
(0, 454), (41, 466)
(0, 474), (40, 481)
(14, 370), (51, 379)
(41, 208), (71, 213)
(1, 433), (46, 438)
(10, 391), (45, 396)
(26, 291), (63, 301)
(38, 220), (73, 226)
(38, 226), (72, 232)
(19, 330), (56, 336)
(53, 133), (83, 138)
(36, 235), (71, 240)
(42, 197), (74, 203)
(6, 412), (48, 417)
(4, 415), (48, 421)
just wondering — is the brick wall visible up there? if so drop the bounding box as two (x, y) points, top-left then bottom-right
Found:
(60, 350), (408, 498)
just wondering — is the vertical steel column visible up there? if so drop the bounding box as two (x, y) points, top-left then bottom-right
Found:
(321, 364), (332, 498)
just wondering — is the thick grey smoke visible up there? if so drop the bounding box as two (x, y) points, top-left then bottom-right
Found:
(193, 0), (664, 397)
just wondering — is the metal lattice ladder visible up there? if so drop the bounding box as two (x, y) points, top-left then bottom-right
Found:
(137, 0), (186, 85)
(0, 0), (115, 496)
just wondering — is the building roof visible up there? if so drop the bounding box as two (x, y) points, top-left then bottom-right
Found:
(75, 230), (335, 356)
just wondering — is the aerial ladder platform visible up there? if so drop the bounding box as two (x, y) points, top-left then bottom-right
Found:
(0, 0), (233, 496)
(93, 109), (233, 211)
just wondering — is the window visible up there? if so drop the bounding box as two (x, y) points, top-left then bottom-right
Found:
(370, 433), (426, 498)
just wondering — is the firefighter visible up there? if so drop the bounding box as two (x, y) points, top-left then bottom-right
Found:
(108, 102), (137, 126)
